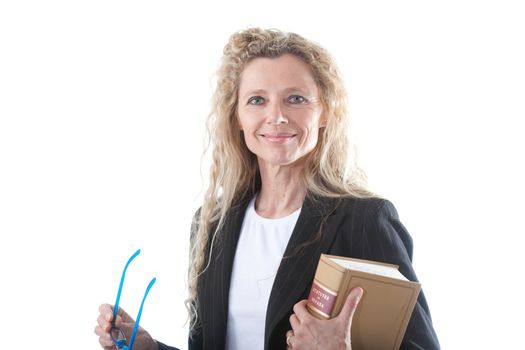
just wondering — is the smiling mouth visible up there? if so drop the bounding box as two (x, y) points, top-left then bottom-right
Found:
(260, 133), (297, 143)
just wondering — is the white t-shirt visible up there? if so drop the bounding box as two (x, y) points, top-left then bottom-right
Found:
(225, 196), (301, 350)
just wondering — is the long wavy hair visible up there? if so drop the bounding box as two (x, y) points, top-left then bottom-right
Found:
(186, 27), (373, 329)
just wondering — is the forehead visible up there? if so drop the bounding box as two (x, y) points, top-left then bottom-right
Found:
(239, 54), (318, 94)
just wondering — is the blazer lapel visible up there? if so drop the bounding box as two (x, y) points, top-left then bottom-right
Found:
(264, 194), (343, 345)
(199, 197), (251, 350)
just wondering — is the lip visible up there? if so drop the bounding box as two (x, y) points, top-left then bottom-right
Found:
(260, 132), (297, 143)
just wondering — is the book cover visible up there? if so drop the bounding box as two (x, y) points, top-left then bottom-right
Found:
(306, 254), (421, 350)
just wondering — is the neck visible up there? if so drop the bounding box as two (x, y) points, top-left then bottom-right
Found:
(255, 160), (307, 219)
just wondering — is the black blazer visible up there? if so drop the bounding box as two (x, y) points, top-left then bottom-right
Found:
(158, 194), (440, 350)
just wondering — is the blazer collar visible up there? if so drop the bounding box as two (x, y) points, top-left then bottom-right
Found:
(198, 191), (255, 349)
(264, 193), (342, 344)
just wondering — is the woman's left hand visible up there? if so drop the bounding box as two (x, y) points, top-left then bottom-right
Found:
(286, 287), (363, 350)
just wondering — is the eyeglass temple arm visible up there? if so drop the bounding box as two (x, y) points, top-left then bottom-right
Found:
(113, 249), (141, 321)
(127, 277), (157, 350)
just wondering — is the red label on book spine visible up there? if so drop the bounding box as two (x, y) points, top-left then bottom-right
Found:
(307, 280), (337, 318)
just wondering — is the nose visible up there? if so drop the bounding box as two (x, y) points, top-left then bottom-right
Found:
(266, 101), (288, 125)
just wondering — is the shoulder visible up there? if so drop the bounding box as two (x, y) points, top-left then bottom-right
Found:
(303, 194), (401, 228)
(327, 195), (414, 263)
(330, 196), (400, 224)
(341, 197), (403, 235)
(337, 195), (393, 211)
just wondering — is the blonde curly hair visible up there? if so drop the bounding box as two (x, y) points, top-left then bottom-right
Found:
(186, 27), (372, 330)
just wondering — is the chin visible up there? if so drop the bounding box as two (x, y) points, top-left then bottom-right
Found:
(260, 154), (307, 168)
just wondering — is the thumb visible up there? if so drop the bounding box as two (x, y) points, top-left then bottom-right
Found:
(115, 307), (135, 325)
(338, 287), (363, 325)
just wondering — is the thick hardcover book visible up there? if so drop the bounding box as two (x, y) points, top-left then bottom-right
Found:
(306, 254), (421, 350)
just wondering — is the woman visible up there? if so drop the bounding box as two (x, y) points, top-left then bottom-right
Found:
(95, 28), (440, 350)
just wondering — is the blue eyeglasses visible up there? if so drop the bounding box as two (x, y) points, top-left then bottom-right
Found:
(111, 249), (156, 350)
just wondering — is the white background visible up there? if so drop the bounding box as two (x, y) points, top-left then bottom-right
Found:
(1, 1), (524, 348)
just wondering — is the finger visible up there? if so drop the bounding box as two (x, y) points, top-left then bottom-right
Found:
(338, 287), (363, 323)
(113, 315), (127, 329)
(285, 330), (294, 349)
(113, 315), (134, 341)
(97, 314), (112, 332)
(94, 324), (109, 338)
(289, 313), (300, 332)
(100, 303), (132, 323)
(99, 335), (114, 349)
(94, 325), (114, 348)
(99, 304), (114, 323)
(291, 299), (311, 321)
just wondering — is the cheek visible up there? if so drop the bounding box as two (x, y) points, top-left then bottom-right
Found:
(236, 112), (245, 130)
(302, 114), (323, 138)
(239, 119), (256, 136)
(237, 118), (259, 147)
(236, 117), (242, 130)
(237, 109), (257, 131)
(305, 127), (320, 147)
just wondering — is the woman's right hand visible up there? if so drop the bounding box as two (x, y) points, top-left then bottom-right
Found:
(95, 304), (158, 350)
(286, 287), (363, 350)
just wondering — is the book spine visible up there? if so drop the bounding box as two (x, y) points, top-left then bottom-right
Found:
(306, 256), (346, 319)
(307, 279), (338, 319)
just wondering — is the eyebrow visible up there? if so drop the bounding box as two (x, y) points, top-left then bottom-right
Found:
(241, 87), (313, 100)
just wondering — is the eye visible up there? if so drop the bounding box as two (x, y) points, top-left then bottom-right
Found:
(288, 95), (307, 104)
(248, 96), (265, 105)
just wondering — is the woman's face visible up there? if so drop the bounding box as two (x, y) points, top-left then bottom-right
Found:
(237, 54), (324, 168)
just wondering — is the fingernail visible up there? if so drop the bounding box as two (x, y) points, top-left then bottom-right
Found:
(106, 313), (112, 321)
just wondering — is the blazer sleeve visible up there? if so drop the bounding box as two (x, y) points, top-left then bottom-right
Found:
(156, 341), (180, 350)
(187, 209), (204, 350)
(153, 328), (202, 350)
(362, 199), (440, 350)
